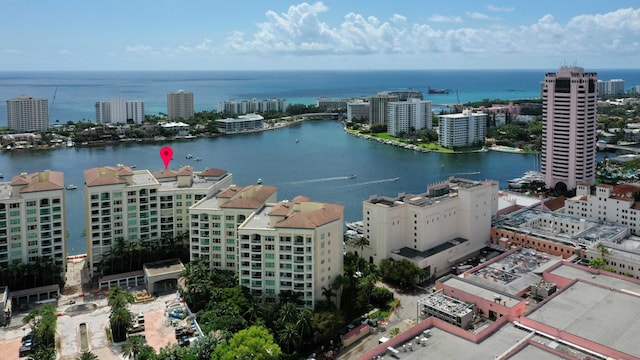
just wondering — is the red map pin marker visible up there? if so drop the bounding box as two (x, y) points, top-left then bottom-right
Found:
(160, 146), (173, 169)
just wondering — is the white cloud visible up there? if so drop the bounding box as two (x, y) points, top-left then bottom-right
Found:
(59, 49), (71, 55)
(487, 5), (514, 13)
(428, 14), (463, 23)
(134, 3), (640, 66)
(4, 49), (21, 54)
(125, 45), (153, 54)
(466, 12), (491, 20)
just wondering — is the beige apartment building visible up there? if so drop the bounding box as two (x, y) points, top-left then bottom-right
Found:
(237, 196), (344, 308)
(0, 170), (66, 268)
(84, 165), (232, 276)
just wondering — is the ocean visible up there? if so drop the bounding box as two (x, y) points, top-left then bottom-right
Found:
(2, 69), (640, 124)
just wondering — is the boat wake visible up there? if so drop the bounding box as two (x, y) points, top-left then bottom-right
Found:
(336, 177), (399, 188)
(285, 176), (355, 185)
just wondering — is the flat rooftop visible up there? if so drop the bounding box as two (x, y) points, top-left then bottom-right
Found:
(526, 280), (640, 358)
(241, 205), (273, 229)
(493, 208), (629, 247)
(143, 259), (185, 277)
(549, 262), (640, 294)
(440, 276), (522, 308)
(388, 323), (531, 360)
(507, 343), (565, 360)
(132, 171), (160, 186)
(191, 195), (222, 210)
(394, 238), (468, 260)
(0, 183), (12, 200)
(466, 248), (561, 295)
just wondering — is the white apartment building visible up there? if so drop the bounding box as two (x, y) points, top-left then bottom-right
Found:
(438, 110), (487, 149)
(565, 183), (640, 235)
(346, 99), (370, 122)
(215, 114), (264, 134)
(84, 165), (232, 276)
(597, 79), (625, 97)
(0, 171), (66, 268)
(167, 90), (194, 120)
(6, 95), (49, 132)
(217, 98), (286, 115)
(350, 177), (498, 279)
(316, 98), (347, 111)
(95, 99), (145, 124)
(369, 92), (398, 126)
(387, 98), (432, 136)
(189, 184), (278, 272)
(541, 67), (598, 190)
(237, 197), (344, 308)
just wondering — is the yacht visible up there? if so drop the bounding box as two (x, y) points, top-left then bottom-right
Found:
(66, 184), (78, 190)
(347, 174), (357, 179)
(186, 154), (193, 159)
(194, 157), (202, 161)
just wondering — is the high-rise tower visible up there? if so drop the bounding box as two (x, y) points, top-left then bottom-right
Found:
(541, 67), (598, 191)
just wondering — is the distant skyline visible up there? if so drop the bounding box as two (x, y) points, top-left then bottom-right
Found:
(1, 1), (640, 71)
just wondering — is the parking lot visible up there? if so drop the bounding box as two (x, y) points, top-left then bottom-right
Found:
(0, 256), (182, 359)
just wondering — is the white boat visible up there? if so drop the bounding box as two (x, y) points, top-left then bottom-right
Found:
(347, 174), (357, 179)
(67, 139), (74, 147)
(66, 184), (78, 190)
(345, 220), (364, 233)
(194, 157), (202, 161)
(186, 154), (193, 159)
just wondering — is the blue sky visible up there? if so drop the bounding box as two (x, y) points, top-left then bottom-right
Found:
(2, 0), (639, 71)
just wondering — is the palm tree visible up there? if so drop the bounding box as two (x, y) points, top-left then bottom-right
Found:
(321, 286), (336, 303)
(277, 322), (301, 354)
(276, 302), (298, 327)
(296, 308), (313, 339)
(110, 306), (132, 342)
(331, 274), (350, 310)
(77, 351), (99, 360)
(122, 335), (145, 360)
(108, 286), (134, 310)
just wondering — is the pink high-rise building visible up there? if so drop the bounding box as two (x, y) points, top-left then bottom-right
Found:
(541, 67), (598, 191)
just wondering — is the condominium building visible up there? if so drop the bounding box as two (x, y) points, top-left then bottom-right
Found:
(167, 90), (194, 120)
(217, 98), (286, 115)
(597, 78), (625, 97)
(346, 99), (370, 122)
(95, 99), (145, 124)
(541, 67), (598, 190)
(237, 196), (344, 308)
(388, 90), (424, 101)
(6, 95), (49, 132)
(0, 170), (66, 268)
(350, 177), (498, 279)
(438, 110), (487, 148)
(215, 114), (264, 134)
(316, 98), (347, 111)
(368, 92), (398, 126)
(387, 98), (432, 136)
(84, 165), (232, 275)
(189, 184), (278, 272)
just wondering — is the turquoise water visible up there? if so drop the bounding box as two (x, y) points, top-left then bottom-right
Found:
(2, 69), (639, 124)
(0, 120), (542, 255)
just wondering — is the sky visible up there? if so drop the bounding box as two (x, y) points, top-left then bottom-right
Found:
(1, 0), (640, 71)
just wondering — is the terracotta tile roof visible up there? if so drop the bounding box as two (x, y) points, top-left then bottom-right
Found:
(153, 169), (178, 179)
(497, 204), (522, 216)
(291, 195), (310, 203)
(217, 185), (244, 199)
(199, 168), (227, 177)
(542, 196), (566, 211)
(11, 170), (64, 193)
(599, 184), (614, 189)
(269, 202), (293, 216)
(275, 202), (344, 229)
(177, 166), (194, 176)
(221, 185), (277, 209)
(613, 184), (640, 197)
(84, 165), (133, 187)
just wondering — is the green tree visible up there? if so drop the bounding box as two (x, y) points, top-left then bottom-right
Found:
(23, 303), (57, 351)
(277, 322), (301, 354)
(212, 325), (282, 360)
(110, 306), (132, 342)
(77, 351), (99, 360)
(122, 335), (147, 360)
(378, 258), (424, 289)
